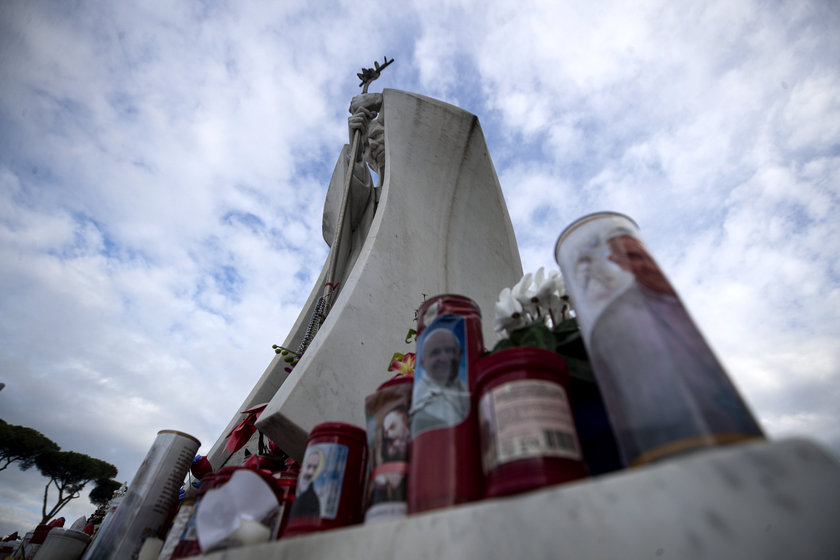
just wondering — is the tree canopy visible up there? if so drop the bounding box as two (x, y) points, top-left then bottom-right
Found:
(89, 478), (123, 508)
(0, 419), (60, 472)
(35, 450), (118, 524)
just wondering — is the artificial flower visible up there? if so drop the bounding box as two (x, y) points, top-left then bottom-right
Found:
(224, 403), (268, 455)
(388, 352), (416, 375)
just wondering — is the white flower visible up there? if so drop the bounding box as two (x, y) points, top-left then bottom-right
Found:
(548, 272), (571, 323)
(511, 272), (537, 317)
(552, 271), (566, 297)
(531, 268), (570, 325)
(493, 287), (524, 338)
(533, 267), (559, 302)
(546, 291), (565, 323)
(497, 269), (572, 333)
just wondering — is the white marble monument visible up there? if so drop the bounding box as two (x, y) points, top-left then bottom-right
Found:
(206, 87), (522, 466)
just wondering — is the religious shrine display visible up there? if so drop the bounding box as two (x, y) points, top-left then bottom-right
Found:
(555, 211), (765, 466)
(4, 52), (786, 560)
(56, 261), (769, 556)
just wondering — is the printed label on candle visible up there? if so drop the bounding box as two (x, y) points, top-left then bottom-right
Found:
(479, 379), (581, 472)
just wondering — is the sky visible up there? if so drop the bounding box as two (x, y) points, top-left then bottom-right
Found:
(1, 0), (839, 536)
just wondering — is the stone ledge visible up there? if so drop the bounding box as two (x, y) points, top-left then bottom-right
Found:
(202, 438), (840, 560)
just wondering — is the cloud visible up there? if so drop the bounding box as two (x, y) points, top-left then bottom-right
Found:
(1, 0), (839, 536)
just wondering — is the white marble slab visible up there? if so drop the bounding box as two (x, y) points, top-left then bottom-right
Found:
(200, 439), (840, 560)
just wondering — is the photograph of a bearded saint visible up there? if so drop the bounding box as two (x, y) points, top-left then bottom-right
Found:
(369, 404), (410, 505)
(289, 448), (324, 518)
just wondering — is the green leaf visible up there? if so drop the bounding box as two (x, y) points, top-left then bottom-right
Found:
(405, 328), (417, 344)
(509, 320), (556, 352)
(388, 352), (405, 372)
(491, 337), (516, 353)
(489, 317), (597, 385)
(552, 317), (579, 339)
(552, 317), (590, 360)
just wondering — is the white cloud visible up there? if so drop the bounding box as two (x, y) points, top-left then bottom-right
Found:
(2, 0), (839, 536)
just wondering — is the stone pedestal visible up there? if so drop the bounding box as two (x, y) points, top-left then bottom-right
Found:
(201, 438), (840, 560)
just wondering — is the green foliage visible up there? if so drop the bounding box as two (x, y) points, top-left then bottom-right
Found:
(89, 478), (123, 508)
(35, 450), (118, 524)
(491, 318), (556, 352)
(390, 352), (406, 364)
(491, 317), (596, 383)
(403, 294), (427, 344)
(272, 345), (299, 365)
(0, 419), (60, 472)
(88, 481), (127, 526)
(551, 317), (596, 383)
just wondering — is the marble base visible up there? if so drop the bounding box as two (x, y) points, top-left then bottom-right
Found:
(200, 438), (840, 560)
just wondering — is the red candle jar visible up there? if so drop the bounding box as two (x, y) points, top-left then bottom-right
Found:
(170, 470), (231, 559)
(282, 423), (368, 537)
(271, 475), (296, 538)
(407, 294), (484, 513)
(364, 375), (413, 524)
(475, 347), (587, 498)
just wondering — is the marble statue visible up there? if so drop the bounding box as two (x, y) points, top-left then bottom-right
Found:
(207, 66), (523, 466)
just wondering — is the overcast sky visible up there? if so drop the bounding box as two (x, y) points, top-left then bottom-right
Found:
(2, 0), (839, 535)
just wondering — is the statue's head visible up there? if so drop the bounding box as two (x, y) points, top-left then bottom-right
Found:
(364, 117), (385, 175)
